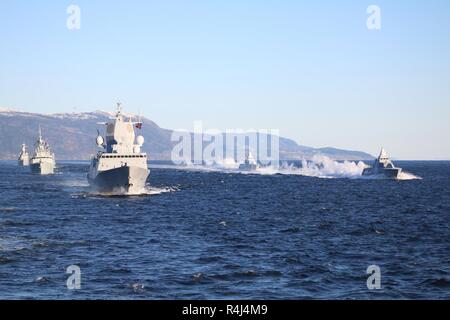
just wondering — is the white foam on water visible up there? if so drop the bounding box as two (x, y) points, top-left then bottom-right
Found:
(170, 156), (366, 178)
(397, 171), (422, 180)
(243, 156), (422, 180)
(218, 158), (240, 170)
(170, 158), (240, 173)
(128, 185), (178, 196)
(161, 156), (422, 180)
(359, 171), (421, 180)
(205, 158), (240, 170)
(87, 185), (178, 197)
(242, 156), (366, 178)
(59, 179), (90, 188)
(296, 155), (367, 178)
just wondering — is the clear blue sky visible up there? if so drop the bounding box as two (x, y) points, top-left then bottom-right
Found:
(1, 0), (449, 159)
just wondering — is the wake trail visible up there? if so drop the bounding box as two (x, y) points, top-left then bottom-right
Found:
(174, 155), (421, 180)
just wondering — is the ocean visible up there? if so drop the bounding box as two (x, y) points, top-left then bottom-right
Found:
(0, 160), (449, 299)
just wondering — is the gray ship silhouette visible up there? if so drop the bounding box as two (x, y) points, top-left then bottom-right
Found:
(239, 152), (258, 171)
(30, 127), (55, 175)
(87, 103), (149, 194)
(18, 143), (29, 166)
(362, 148), (402, 179)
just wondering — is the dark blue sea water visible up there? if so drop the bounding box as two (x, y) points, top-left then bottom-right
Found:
(0, 161), (449, 299)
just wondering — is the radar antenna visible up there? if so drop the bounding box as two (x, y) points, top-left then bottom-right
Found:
(38, 125), (42, 141)
(116, 102), (122, 115)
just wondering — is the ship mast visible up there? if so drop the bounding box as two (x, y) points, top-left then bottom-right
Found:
(38, 124), (44, 145)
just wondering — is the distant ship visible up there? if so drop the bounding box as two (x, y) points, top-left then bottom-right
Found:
(239, 152), (258, 171)
(87, 103), (150, 194)
(18, 144), (29, 166)
(30, 127), (55, 175)
(362, 148), (402, 179)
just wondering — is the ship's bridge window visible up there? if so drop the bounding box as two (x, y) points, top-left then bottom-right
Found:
(102, 154), (147, 158)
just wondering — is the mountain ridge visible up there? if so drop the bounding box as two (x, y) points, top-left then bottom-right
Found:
(0, 108), (374, 161)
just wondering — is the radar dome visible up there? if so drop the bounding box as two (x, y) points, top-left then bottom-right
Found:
(96, 135), (104, 146)
(136, 135), (144, 146)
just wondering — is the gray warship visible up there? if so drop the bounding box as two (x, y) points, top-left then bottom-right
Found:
(239, 152), (258, 171)
(18, 144), (29, 166)
(30, 127), (55, 175)
(87, 103), (149, 194)
(362, 148), (402, 179)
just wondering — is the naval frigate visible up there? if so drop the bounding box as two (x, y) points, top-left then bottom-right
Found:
(18, 144), (29, 166)
(30, 127), (55, 175)
(87, 103), (149, 194)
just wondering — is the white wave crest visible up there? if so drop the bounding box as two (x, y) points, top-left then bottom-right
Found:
(80, 185), (178, 197)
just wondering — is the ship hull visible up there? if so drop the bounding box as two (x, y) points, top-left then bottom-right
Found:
(239, 164), (258, 171)
(88, 165), (150, 194)
(30, 160), (54, 175)
(362, 167), (401, 179)
(18, 159), (29, 167)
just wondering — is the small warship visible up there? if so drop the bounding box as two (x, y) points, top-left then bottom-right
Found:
(30, 127), (55, 175)
(239, 152), (258, 171)
(18, 144), (29, 166)
(87, 103), (149, 194)
(362, 148), (402, 179)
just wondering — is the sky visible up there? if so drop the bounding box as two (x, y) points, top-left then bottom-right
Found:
(0, 0), (449, 159)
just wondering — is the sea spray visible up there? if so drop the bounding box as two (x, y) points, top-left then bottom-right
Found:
(176, 156), (366, 178)
(173, 155), (421, 180)
(297, 155), (366, 178)
(254, 156), (366, 178)
(207, 158), (240, 170)
(397, 172), (422, 180)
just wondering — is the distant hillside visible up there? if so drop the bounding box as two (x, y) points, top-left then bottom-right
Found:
(0, 108), (373, 161)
